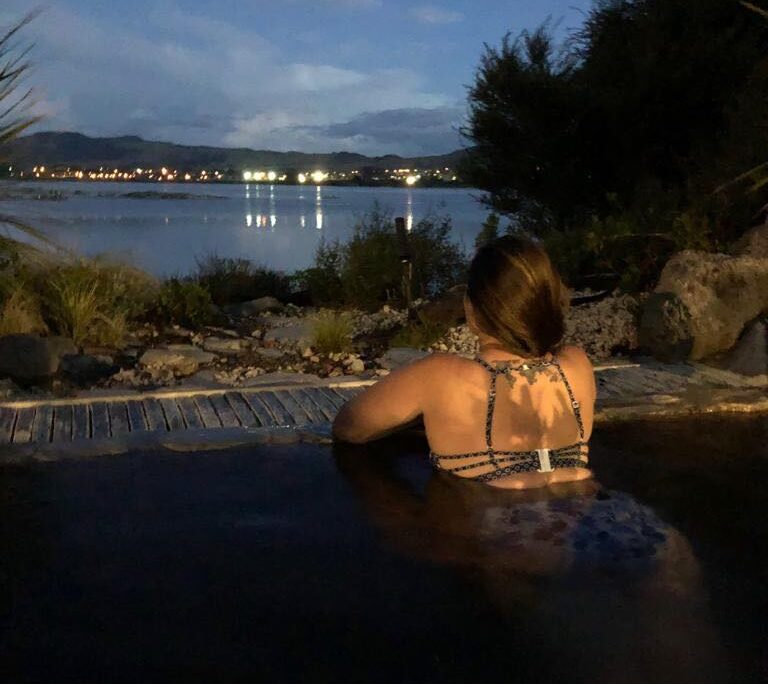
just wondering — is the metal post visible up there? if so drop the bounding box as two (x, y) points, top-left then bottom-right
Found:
(395, 216), (413, 308)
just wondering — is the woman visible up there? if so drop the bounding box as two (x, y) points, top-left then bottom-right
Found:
(333, 234), (596, 490)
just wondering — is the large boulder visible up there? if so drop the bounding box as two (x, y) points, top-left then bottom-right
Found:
(60, 354), (119, 385)
(720, 318), (768, 377)
(202, 336), (250, 355)
(732, 222), (768, 259)
(639, 250), (768, 361)
(0, 335), (77, 380)
(225, 296), (284, 317)
(263, 318), (314, 347)
(637, 293), (694, 361)
(139, 345), (216, 377)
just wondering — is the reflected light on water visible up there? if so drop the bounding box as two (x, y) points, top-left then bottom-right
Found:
(406, 189), (414, 232)
(315, 185), (324, 230)
(300, 215), (306, 229)
(246, 213), (253, 227)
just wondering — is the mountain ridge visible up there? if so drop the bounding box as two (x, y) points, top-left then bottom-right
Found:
(4, 132), (467, 172)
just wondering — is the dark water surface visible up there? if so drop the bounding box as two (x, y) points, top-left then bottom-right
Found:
(0, 415), (766, 683)
(0, 181), (487, 275)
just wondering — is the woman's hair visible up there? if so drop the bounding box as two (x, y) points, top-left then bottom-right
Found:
(467, 235), (566, 357)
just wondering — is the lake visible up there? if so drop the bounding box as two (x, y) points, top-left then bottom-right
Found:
(0, 181), (489, 276)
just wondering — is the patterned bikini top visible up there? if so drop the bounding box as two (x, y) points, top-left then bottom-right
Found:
(430, 356), (590, 483)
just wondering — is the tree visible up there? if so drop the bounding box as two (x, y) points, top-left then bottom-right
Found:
(461, 0), (768, 249)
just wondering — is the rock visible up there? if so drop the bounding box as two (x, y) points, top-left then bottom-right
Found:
(732, 222), (768, 259)
(225, 296), (284, 317)
(139, 345), (216, 377)
(720, 318), (768, 376)
(178, 370), (231, 389)
(60, 354), (119, 385)
(240, 371), (323, 387)
(644, 250), (768, 360)
(419, 284), (467, 327)
(0, 378), (20, 399)
(263, 319), (314, 347)
(0, 335), (77, 380)
(348, 358), (365, 374)
(202, 336), (249, 355)
(301, 347), (313, 358)
(256, 347), (286, 360)
(638, 293), (694, 361)
(377, 347), (430, 370)
(565, 293), (642, 360)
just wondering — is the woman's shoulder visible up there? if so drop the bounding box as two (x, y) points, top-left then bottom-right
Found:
(555, 345), (596, 397)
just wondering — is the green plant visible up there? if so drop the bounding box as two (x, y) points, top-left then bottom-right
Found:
(293, 239), (345, 306)
(311, 310), (353, 354)
(153, 278), (218, 329)
(44, 275), (100, 346)
(474, 213), (500, 251)
(0, 286), (46, 335)
(389, 312), (448, 349)
(194, 254), (291, 306)
(340, 208), (467, 311)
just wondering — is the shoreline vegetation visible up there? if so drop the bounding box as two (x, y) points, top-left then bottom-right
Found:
(0, 207), (648, 402)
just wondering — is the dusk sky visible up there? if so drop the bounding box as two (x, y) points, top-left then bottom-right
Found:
(6, 1), (592, 156)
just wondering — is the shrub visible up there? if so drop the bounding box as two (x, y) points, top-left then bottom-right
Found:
(340, 208), (467, 311)
(311, 310), (353, 354)
(293, 239), (345, 307)
(474, 213), (500, 251)
(0, 287), (47, 336)
(389, 312), (448, 349)
(153, 278), (219, 329)
(43, 275), (100, 346)
(195, 254), (291, 306)
(34, 256), (157, 346)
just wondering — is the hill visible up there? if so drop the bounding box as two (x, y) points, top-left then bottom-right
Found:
(4, 132), (467, 172)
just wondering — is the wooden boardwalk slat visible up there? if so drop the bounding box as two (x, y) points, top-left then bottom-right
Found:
(209, 394), (240, 428)
(240, 392), (274, 426)
(33, 405), (54, 444)
(90, 403), (111, 439)
(127, 401), (148, 432)
(142, 398), (168, 431)
(300, 388), (337, 422)
(257, 391), (294, 425)
(177, 397), (204, 429)
(0, 407), (15, 444)
(73, 404), (90, 440)
(159, 398), (185, 431)
(193, 395), (222, 429)
(52, 405), (73, 443)
(108, 403), (131, 436)
(224, 392), (260, 428)
(12, 408), (34, 444)
(317, 386), (347, 410)
(289, 388), (326, 423)
(272, 390), (310, 425)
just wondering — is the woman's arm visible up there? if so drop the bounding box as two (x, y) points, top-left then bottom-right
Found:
(332, 355), (438, 444)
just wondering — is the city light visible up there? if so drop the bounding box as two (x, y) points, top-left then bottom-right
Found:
(405, 175), (420, 186)
(311, 170), (327, 184)
(267, 171), (277, 182)
(297, 173), (307, 184)
(243, 170), (253, 181)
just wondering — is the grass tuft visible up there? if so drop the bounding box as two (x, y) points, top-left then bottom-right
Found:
(311, 311), (353, 354)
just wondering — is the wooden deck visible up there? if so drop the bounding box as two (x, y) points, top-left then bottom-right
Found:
(0, 361), (765, 453)
(0, 385), (365, 447)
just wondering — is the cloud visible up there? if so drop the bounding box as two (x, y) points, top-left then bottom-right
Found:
(410, 5), (464, 24)
(9, 1), (459, 154)
(292, 106), (466, 156)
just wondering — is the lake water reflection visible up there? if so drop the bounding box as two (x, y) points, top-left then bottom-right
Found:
(1, 181), (488, 275)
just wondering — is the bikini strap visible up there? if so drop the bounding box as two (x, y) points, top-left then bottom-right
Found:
(474, 355), (586, 443)
(550, 359), (586, 441)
